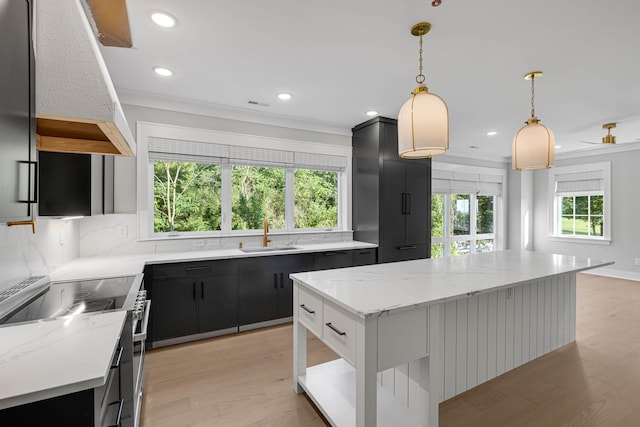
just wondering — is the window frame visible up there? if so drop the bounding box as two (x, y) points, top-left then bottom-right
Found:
(137, 122), (351, 240)
(548, 162), (611, 243)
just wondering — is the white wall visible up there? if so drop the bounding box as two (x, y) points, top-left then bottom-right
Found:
(0, 219), (79, 290)
(531, 147), (640, 279)
(507, 168), (534, 251)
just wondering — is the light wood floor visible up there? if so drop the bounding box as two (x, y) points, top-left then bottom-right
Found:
(141, 273), (640, 426)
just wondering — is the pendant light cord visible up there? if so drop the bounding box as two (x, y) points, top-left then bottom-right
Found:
(530, 76), (536, 118)
(416, 33), (425, 85)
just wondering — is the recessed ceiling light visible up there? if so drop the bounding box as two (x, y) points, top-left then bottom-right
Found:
(486, 131), (498, 136)
(151, 12), (177, 28)
(153, 66), (173, 77)
(277, 93), (292, 101)
(366, 110), (378, 117)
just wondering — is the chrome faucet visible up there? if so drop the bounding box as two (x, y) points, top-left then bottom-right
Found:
(263, 217), (271, 247)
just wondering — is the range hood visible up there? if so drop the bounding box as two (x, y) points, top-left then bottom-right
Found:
(34, 0), (135, 156)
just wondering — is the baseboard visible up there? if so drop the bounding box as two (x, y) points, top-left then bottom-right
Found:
(583, 267), (640, 282)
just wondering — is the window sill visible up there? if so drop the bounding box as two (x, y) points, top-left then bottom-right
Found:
(548, 236), (611, 245)
(138, 228), (350, 242)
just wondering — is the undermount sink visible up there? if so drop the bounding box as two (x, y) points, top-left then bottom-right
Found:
(239, 246), (300, 253)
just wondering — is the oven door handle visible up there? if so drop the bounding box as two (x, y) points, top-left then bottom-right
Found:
(133, 300), (151, 343)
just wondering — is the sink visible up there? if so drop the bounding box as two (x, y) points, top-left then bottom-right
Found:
(239, 246), (300, 253)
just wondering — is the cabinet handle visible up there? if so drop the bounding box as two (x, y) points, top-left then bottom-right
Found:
(110, 346), (123, 369)
(358, 250), (372, 255)
(401, 192), (406, 214)
(300, 304), (315, 314)
(397, 245), (417, 250)
(192, 282), (196, 299)
(325, 322), (346, 336)
(186, 266), (212, 272)
(106, 398), (124, 427)
(17, 160), (38, 206)
(201, 281), (204, 299)
(323, 251), (348, 256)
(280, 272), (284, 288)
(406, 192), (412, 214)
(273, 273), (278, 289)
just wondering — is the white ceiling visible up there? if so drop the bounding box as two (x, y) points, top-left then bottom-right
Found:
(100, 0), (640, 162)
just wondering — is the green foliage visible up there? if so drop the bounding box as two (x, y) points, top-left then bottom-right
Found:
(153, 161), (221, 233)
(476, 195), (494, 234)
(431, 194), (444, 238)
(559, 195), (603, 236)
(232, 166), (285, 229)
(294, 170), (338, 228)
(450, 194), (470, 236)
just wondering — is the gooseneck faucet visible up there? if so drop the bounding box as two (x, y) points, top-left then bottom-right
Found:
(263, 217), (271, 247)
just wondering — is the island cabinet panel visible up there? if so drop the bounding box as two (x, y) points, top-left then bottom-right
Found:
(352, 116), (431, 264)
(238, 253), (313, 330)
(148, 259), (238, 346)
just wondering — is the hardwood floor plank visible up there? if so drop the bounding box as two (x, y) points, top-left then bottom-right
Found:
(141, 273), (640, 426)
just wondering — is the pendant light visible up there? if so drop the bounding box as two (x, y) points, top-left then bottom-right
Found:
(512, 71), (555, 170)
(398, 22), (449, 159)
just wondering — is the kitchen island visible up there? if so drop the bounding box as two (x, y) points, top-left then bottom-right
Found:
(291, 250), (613, 427)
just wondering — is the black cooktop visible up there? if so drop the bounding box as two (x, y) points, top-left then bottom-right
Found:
(2, 276), (137, 326)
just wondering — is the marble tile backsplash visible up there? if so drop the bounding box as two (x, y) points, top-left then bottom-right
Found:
(78, 214), (354, 257)
(0, 219), (79, 289)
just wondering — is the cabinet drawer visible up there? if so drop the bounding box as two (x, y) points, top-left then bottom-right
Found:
(379, 243), (428, 263)
(323, 301), (356, 365)
(354, 248), (377, 266)
(297, 286), (323, 337)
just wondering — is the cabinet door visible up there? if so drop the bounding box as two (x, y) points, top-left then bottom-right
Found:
(379, 160), (407, 248)
(152, 277), (198, 340)
(313, 250), (354, 270)
(404, 160), (431, 245)
(198, 263), (238, 333)
(354, 248), (377, 266)
(0, 0), (35, 221)
(277, 254), (313, 318)
(237, 268), (279, 325)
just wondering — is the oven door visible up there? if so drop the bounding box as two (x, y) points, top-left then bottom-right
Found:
(132, 300), (150, 427)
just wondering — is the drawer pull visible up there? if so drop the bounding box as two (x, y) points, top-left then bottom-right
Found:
(325, 322), (346, 336)
(110, 346), (123, 369)
(397, 245), (417, 250)
(300, 304), (315, 314)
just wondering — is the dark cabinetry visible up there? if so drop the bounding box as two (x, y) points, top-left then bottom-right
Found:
(352, 117), (431, 263)
(38, 152), (114, 216)
(0, 0), (36, 221)
(312, 250), (354, 270)
(149, 259), (237, 343)
(238, 253), (313, 328)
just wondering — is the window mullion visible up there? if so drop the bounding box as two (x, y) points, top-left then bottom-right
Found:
(221, 163), (232, 233)
(285, 167), (295, 231)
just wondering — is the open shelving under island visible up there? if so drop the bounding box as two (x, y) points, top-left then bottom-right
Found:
(290, 250), (612, 427)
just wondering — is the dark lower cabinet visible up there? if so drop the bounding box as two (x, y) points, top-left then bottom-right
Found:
(149, 259), (237, 343)
(313, 250), (354, 270)
(238, 253), (313, 326)
(354, 248), (377, 266)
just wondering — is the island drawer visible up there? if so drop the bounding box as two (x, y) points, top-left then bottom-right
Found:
(323, 301), (356, 365)
(298, 286), (323, 337)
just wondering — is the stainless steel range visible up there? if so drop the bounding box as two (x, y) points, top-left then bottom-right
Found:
(0, 274), (150, 427)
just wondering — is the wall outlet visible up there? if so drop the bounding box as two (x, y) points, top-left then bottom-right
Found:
(117, 225), (128, 238)
(635, 258), (640, 266)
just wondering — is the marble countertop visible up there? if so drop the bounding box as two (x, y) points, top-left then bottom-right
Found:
(0, 311), (126, 410)
(49, 240), (378, 281)
(291, 250), (614, 318)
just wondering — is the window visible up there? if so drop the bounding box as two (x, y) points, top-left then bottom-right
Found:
(432, 193), (496, 257)
(431, 163), (504, 258)
(549, 162), (611, 241)
(138, 124), (350, 239)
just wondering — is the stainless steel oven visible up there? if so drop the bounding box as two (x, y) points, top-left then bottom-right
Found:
(131, 294), (150, 427)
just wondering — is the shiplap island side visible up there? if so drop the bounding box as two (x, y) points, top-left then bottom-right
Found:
(291, 250), (612, 427)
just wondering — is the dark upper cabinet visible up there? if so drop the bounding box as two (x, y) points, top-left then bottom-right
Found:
(38, 152), (114, 216)
(352, 116), (431, 263)
(0, 0), (36, 222)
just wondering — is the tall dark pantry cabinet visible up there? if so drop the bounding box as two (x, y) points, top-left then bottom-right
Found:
(352, 116), (432, 263)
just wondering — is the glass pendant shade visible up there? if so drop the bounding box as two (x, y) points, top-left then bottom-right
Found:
(512, 119), (555, 170)
(398, 86), (449, 159)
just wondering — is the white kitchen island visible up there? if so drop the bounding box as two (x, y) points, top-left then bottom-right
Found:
(291, 250), (612, 427)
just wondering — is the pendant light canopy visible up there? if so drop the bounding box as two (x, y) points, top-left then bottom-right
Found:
(512, 71), (555, 170)
(398, 22), (449, 159)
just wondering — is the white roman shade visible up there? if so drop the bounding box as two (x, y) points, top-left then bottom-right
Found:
(148, 136), (346, 171)
(554, 170), (604, 195)
(432, 170), (503, 195)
